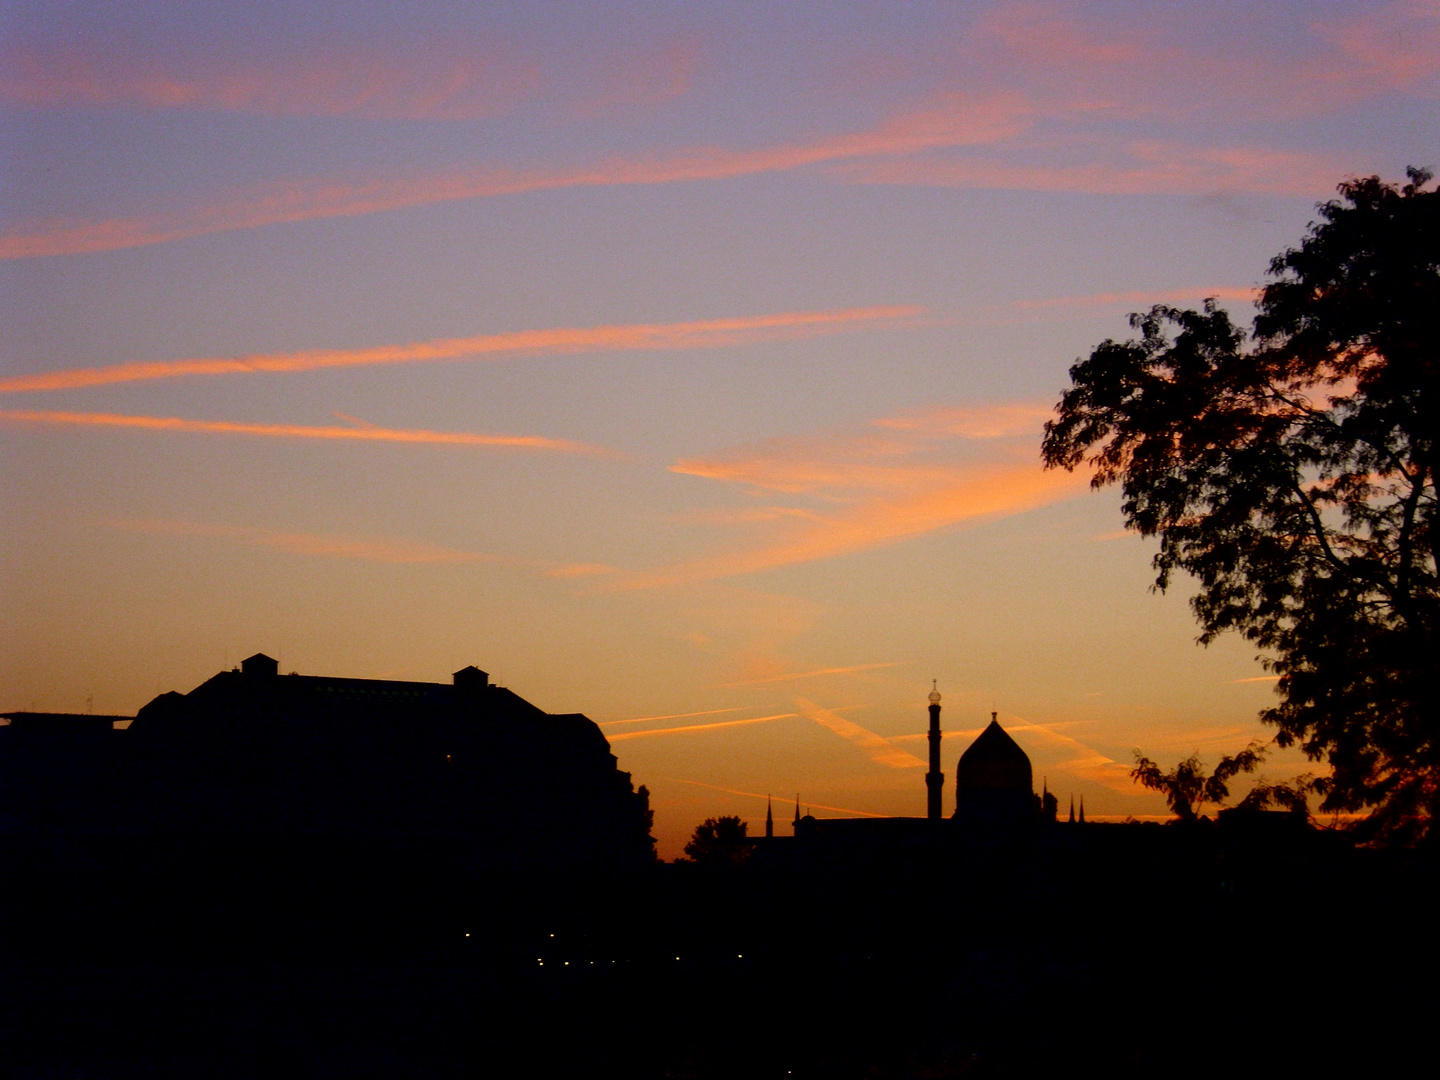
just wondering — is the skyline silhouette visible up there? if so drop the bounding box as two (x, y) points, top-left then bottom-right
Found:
(4, 652), (1430, 1078)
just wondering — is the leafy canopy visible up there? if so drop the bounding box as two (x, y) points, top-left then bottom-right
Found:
(1043, 170), (1438, 842)
(682, 815), (750, 868)
(1131, 743), (1313, 822)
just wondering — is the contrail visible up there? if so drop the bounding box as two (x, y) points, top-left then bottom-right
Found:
(606, 712), (795, 742)
(599, 707), (747, 726)
(795, 697), (926, 769)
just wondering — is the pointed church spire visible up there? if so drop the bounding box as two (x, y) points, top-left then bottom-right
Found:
(793, 794), (801, 827)
(765, 795), (774, 838)
(1068, 794), (1075, 824)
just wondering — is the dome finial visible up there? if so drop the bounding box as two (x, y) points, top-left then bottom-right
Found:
(928, 679), (941, 705)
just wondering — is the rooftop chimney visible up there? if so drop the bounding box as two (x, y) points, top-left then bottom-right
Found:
(453, 666), (489, 692)
(241, 653), (279, 678)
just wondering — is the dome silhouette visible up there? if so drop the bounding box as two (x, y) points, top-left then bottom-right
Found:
(956, 714), (1032, 795)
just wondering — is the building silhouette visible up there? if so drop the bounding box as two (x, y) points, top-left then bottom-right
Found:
(781, 687), (1045, 848)
(2, 653), (653, 866)
(954, 710), (1036, 822)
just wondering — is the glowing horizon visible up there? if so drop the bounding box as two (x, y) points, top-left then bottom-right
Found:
(3, 0), (1423, 856)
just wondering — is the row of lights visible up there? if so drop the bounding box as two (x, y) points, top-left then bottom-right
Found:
(464, 931), (745, 966)
(534, 955), (745, 965)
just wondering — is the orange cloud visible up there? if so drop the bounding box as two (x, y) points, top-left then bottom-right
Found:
(0, 408), (610, 455)
(624, 457), (1082, 593)
(869, 401), (1054, 439)
(0, 45), (538, 119)
(606, 712), (795, 742)
(795, 697), (925, 769)
(1004, 286), (1260, 312)
(104, 518), (506, 566)
(0, 306), (924, 393)
(604, 401), (1091, 588)
(0, 93), (1025, 259)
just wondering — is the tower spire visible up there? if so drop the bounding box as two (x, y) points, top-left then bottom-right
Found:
(765, 795), (774, 838)
(925, 681), (945, 821)
(793, 794), (801, 828)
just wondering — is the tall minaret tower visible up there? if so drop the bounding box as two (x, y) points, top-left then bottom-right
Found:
(926, 681), (945, 821)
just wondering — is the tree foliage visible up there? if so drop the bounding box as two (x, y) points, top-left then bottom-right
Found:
(1131, 743), (1316, 822)
(1044, 170), (1438, 843)
(682, 815), (750, 868)
(1132, 743), (1268, 822)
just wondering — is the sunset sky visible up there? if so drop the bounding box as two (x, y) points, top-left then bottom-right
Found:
(3, 1), (1436, 854)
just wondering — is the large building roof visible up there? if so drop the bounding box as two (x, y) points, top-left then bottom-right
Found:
(956, 715), (1032, 793)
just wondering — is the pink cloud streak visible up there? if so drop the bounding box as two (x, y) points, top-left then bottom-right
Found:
(1313, 1), (1440, 95)
(0, 306), (923, 394)
(0, 45), (538, 120)
(838, 140), (1343, 198)
(0, 94), (1026, 259)
(0, 408), (610, 455)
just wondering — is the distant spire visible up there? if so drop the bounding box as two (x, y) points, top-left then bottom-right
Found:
(1079, 794), (1086, 824)
(1069, 794), (1075, 824)
(794, 794), (801, 827)
(991, 710), (998, 724)
(765, 795), (774, 839)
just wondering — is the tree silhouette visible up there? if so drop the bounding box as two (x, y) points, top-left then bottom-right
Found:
(682, 815), (750, 868)
(1131, 743), (1267, 821)
(1044, 169), (1438, 843)
(1132, 744), (1318, 822)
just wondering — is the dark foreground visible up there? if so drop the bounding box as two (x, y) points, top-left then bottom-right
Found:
(4, 823), (1436, 1079)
